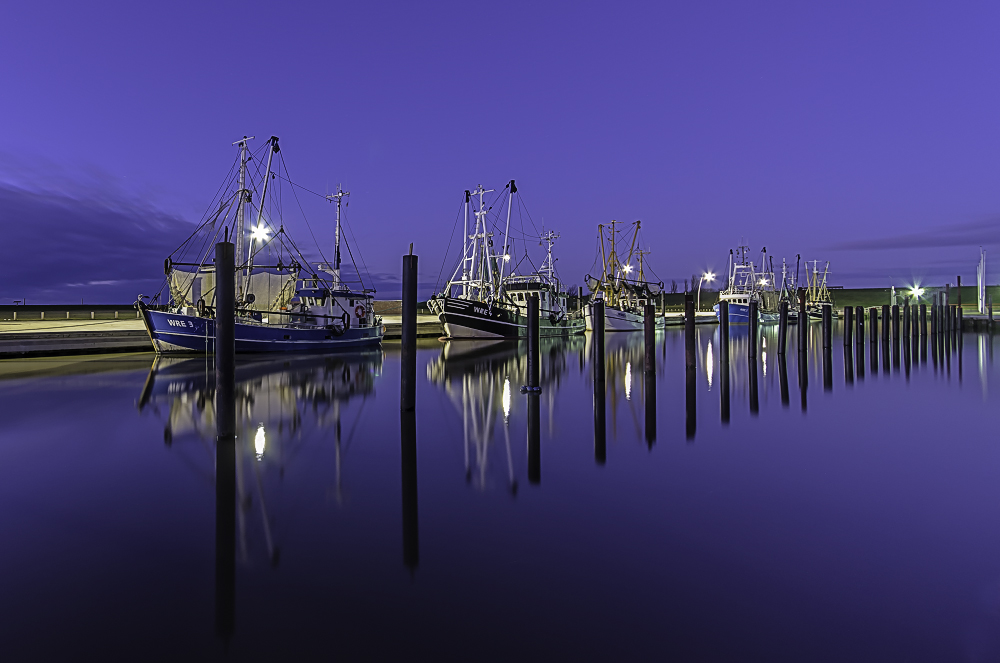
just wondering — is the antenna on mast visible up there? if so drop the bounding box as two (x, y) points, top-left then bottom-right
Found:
(326, 184), (350, 290)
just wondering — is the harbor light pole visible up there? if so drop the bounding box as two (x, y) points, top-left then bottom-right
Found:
(697, 272), (715, 312)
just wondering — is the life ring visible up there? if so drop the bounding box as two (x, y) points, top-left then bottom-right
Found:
(354, 305), (366, 318)
(196, 298), (206, 315)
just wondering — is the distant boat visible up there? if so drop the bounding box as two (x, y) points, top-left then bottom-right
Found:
(714, 243), (761, 324)
(583, 220), (666, 332)
(138, 136), (383, 353)
(804, 260), (833, 321)
(426, 182), (582, 339)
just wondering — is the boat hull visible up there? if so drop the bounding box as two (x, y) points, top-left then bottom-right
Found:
(141, 309), (383, 354)
(432, 297), (583, 339)
(714, 302), (751, 324)
(584, 303), (667, 332)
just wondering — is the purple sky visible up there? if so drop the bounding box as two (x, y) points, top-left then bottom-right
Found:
(3, 1), (1000, 302)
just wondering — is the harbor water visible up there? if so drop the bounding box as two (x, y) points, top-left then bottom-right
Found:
(1, 324), (999, 660)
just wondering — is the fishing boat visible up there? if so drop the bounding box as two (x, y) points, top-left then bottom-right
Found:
(583, 220), (666, 332)
(804, 260), (833, 320)
(137, 136), (383, 354)
(714, 243), (761, 324)
(427, 182), (582, 339)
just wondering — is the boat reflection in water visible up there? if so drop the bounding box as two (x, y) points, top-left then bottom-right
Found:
(584, 331), (662, 443)
(138, 351), (383, 563)
(428, 337), (583, 491)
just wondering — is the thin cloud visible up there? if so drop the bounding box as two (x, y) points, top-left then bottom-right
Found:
(828, 217), (1000, 251)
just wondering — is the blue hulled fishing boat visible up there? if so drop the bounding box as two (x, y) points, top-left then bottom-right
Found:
(138, 136), (383, 354)
(714, 243), (761, 324)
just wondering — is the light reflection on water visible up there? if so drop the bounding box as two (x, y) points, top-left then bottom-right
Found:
(0, 325), (998, 659)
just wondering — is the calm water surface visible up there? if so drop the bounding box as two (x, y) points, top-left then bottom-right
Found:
(2, 325), (1000, 661)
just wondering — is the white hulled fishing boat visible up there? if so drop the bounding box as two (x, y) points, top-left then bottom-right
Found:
(583, 220), (666, 332)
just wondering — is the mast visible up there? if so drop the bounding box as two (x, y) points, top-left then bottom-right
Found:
(496, 180), (515, 293)
(463, 190), (470, 298)
(470, 184), (494, 301)
(232, 135), (255, 300)
(325, 183), (350, 290)
(246, 137), (279, 292)
(540, 228), (560, 284)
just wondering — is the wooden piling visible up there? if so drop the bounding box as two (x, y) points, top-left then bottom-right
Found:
(822, 304), (832, 349)
(843, 306), (853, 347)
(401, 252), (418, 412)
(593, 300), (606, 464)
(777, 301), (787, 355)
(643, 303), (655, 374)
(749, 299), (758, 358)
(527, 294), (539, 389)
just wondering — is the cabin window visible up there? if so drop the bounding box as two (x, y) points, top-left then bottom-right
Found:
(518, 293), (524, 301)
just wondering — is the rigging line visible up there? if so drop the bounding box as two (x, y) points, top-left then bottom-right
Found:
(338, 202), (371, 290)
(435, 199), (466, 292)
(279, 154), (333, 270)
(274, 173), (328, 200)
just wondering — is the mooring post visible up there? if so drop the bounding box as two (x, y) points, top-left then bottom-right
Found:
(401, 250), (418, 412)
(931, 297), (938, 336)
(869, 307), (879, 374)
(903, 302), (910, 340)
(843, 306), (853, 347)
(955, 305), (962, 338)
(526, 294), (540, 391)
(891, 304), (900, 368)
(919, 303), (927, 337)
(720, 300), (730, 424)
(215, 241), (236, 441)
(593, 299), (606, 465)
(685, 294), (696, 369)
(798, 288), (807, 352)
(989, 295), (994, 330)
(720, 300), (731, 362)
(644, 303), (655, 375)
(749, 299), (758, 358)
(822, 304), (832, 349)
(855, 305), (865, 380)
(777, 301), (788, 355)
(685, 294), (696, 440)
(214, 240), (236, 641)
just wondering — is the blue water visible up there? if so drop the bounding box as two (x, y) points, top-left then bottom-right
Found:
(0, 325), (998, 661)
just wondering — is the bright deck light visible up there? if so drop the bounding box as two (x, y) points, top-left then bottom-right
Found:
(622, 264), (633, 274)
(251, 224), (270, 242)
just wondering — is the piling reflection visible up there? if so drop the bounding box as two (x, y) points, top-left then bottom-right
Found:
(428, 338), (580, 483)
(644, 371), (656, 447)
(748, 356), (759, 415)
(401, 411), (419, 571)
(844, 345), (854, 385)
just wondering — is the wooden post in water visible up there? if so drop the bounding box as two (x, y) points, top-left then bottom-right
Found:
(869, 307), (879, 373)
(892, 304), (900, 368)
(881, 304), (890, 371)
(798, 288), (807, 352)
(903, 302), (910, 340)
(215, 241), (236, 441)
(526, 294), (539, 390)
(593, 299), (606, 465)
(843, 306), (853, 347)
(822, 304), (832, 349)
(748, 299), (758, 358)
(777, 301), (787, 355)
(401, 250), (418, 412)
(643, 303), (655, 375)
(685, 294), (696, 440)
(919, 303), (927, 337)
(720, 300), (730, 424)
(855, 305), (865, 380)
(214, 240), (236, 640)
(685, 294), (696, 370)
(989, 294), (994, 330)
